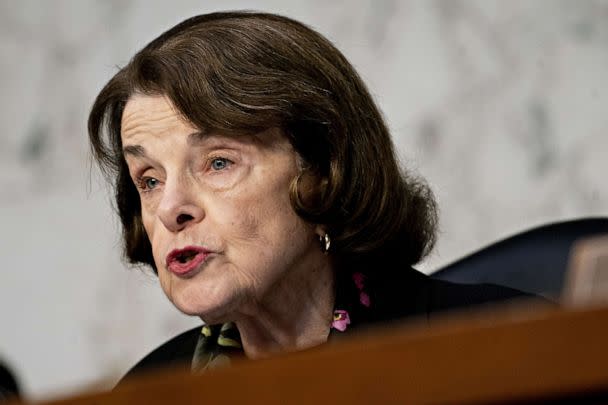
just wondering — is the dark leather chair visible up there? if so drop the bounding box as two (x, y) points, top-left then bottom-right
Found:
(431, 218), (608, 299)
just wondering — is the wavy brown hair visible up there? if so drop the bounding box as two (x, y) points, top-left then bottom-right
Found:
(88, 11), (438, 273)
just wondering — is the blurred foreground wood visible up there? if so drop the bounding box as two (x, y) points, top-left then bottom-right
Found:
(22, 302), (608, 404)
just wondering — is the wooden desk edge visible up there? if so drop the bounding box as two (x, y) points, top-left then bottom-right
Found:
(17, 300), (608, 404)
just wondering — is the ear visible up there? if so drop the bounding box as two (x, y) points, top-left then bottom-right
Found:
(314, 224), (326, 238)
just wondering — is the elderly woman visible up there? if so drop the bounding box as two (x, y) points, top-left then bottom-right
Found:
(88, 11), (526, 379)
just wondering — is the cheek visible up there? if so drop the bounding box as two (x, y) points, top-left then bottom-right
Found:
(140, 197), (159, 226)
(227, 177), (296, 242)
(226, 187), (311, 259)
(140, 210), (164, 266)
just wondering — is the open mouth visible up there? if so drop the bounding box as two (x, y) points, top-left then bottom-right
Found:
(166, 246), (211, 276)
(175, 250), (198, 263)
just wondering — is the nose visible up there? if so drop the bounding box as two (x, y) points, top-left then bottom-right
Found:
(157, 176), (205, 233)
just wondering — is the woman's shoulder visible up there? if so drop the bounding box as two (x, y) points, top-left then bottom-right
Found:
(424, 274), (538, 314)
(118, 325), (202, 385)
(364, 266), (541, 325)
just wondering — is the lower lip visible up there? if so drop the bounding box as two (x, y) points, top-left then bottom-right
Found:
(167, 253), (210, 276)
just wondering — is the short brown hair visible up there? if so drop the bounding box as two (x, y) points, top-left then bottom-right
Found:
(88, 11), (438, 272)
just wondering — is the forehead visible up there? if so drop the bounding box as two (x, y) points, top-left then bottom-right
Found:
(120, 94), (293, 154)
(121, 94), (197, 143)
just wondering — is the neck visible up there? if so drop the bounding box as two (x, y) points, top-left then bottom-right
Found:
(232, 252), (335, 359)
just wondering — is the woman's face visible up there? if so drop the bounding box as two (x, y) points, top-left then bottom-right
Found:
(121, 94), (322, 322)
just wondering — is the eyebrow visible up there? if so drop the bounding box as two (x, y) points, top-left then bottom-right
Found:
(187, 131), (207, 146)
(122, 131), (208, 158)
(122, 144), (146, 157)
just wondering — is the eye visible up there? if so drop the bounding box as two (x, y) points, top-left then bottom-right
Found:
(210, 157), (232, 171)
(145, 177), (160, 189)
(136, 176), (160, 192)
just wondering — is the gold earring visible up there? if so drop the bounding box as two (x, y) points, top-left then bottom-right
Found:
(320, 233), (331, 253)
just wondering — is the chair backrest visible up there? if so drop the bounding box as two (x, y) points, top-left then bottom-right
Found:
(431, 218), (608, 299)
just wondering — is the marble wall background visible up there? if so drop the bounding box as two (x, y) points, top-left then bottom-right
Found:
(1, 0), (606, 399)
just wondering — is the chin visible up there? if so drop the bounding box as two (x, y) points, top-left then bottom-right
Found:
(169, 284), (239, 324)
(171, 298), (207, 317)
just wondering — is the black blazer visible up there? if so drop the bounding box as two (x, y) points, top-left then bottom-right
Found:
(119, 266), (534, 384)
